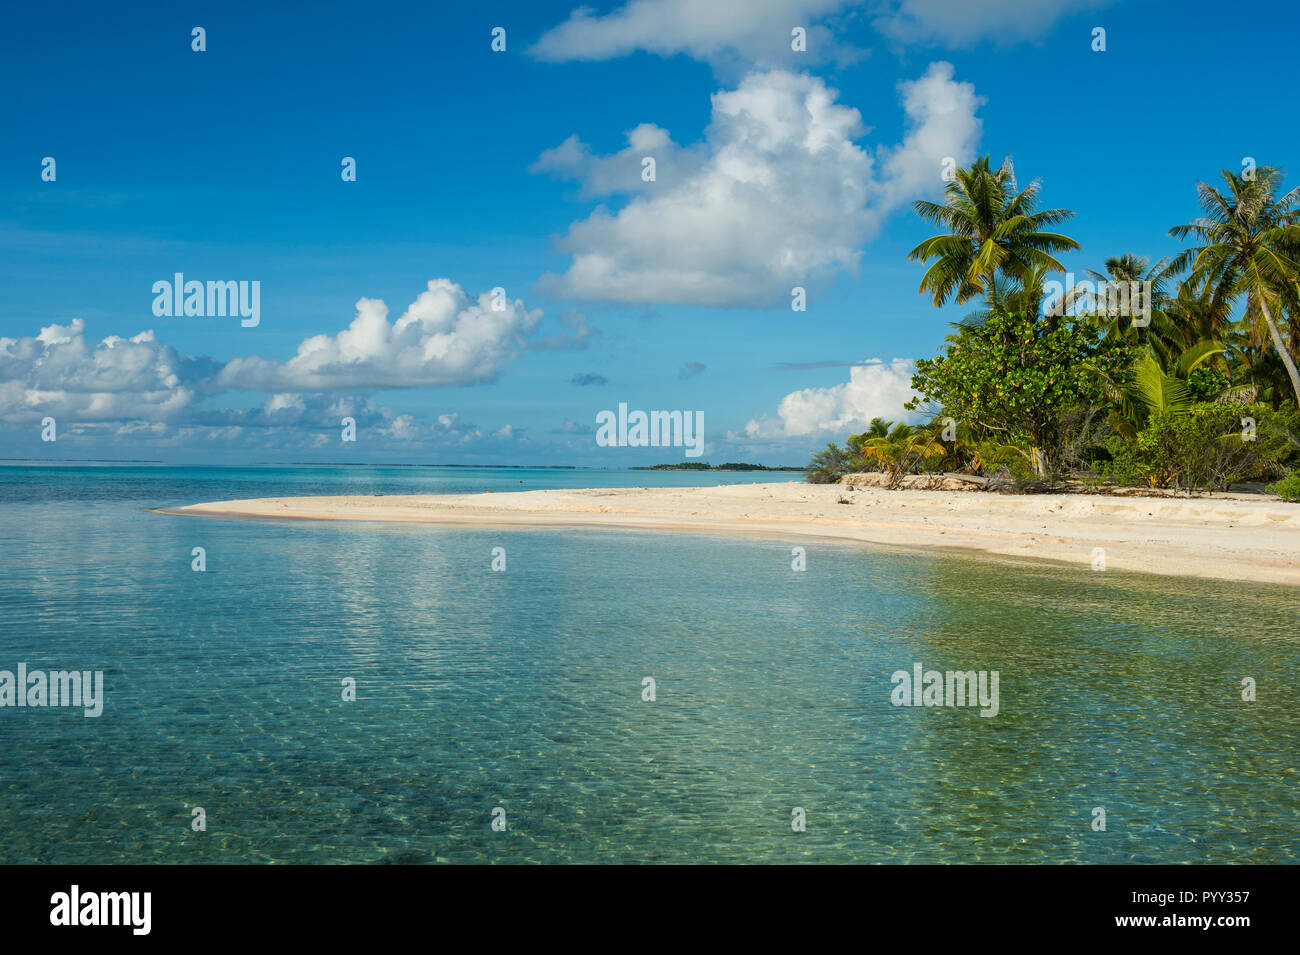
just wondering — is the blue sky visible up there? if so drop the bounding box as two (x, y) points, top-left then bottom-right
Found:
(2, 0), (1297, 465)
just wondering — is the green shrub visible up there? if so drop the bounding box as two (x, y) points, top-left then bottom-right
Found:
(973, 440), (1036, 482)
(1267, 471), (1300, 501)
(906, 310), (1127, 475)
(806, 443), (849, 484)
(1186, 367), (1229, 402)
(1098, 445), (1141, 486)
(1255, 406), (1300, 471)
(1125, 403), (1267, 491)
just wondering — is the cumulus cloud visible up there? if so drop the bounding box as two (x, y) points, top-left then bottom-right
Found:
(219, 280), (542, 391)
(174, 391), (465, 446)
(875, 62), (986, 208)
(0, 280), (557, 461)
(530, 0), (862, 71)
(738, 359), (918, 438)
(874, 0), (1108, 46)
(0, 319), (217, 423)
(535, 64), (982, 306)
(532, 124), (703, 200)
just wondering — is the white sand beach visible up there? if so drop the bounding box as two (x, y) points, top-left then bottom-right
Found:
(162, 481), (1300, 586)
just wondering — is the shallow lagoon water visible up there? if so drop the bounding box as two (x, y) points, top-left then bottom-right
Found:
(1, 466), (1297, 863)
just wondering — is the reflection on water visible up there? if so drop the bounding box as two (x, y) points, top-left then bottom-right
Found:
(0, 467), (1296, 863)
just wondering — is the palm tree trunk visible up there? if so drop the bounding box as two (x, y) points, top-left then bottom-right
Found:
(1258, 295), (1300, 406)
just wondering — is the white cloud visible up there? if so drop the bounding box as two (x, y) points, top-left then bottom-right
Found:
(738, 359), (918, 438)
(876, 62), (986, 208)
(1, 281), (549, 425)
(530, 0), (862, 70)
(219, 280), (543, 391)
(874, 0), (1107, 47)
(0, 319), (209, 422)
(381, 413), (420, 441)
(531, 0), (1099, 70)
(0, 281), (563, 463)
(536, 64), (982, 306)
(532, 124), (703, 200)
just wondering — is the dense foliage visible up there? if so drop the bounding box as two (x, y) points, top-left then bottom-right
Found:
(1268, 471), (1300, 501)
(906, 310), (1127, 474)
(807, 156), (1300, 496)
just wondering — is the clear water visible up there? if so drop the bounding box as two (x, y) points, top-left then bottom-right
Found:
(1, 465), (1296, 864)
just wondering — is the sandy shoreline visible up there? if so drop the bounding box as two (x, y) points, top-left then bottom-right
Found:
(157, 481), (1300, 586)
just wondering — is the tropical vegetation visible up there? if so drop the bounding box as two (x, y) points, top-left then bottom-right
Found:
(807, 157), (1300, 496)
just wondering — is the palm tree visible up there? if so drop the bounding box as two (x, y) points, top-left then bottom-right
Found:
(1168, 166), (1300, 406)
(1080, 265), (1228, 377)
(860, 418), (894, 439)
(1083, 253), (1174, 334)
(956, 264), (1063, 328)
(1090, 341), (1226, 439)
(1086, 253), (1173, 296)
(1159, 276), (1234, 353)
(849, 421), (913, 471)
(908, 155), (1080, 307)
(848, 420), (957, 480)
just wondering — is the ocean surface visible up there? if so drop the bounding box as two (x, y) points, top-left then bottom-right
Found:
(1, 464), (1297, 864)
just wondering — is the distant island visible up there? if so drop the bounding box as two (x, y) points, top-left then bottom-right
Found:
(632, 462), (805, 471)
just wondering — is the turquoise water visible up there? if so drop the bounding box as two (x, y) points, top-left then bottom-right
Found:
(1, 465), (1297, 864)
